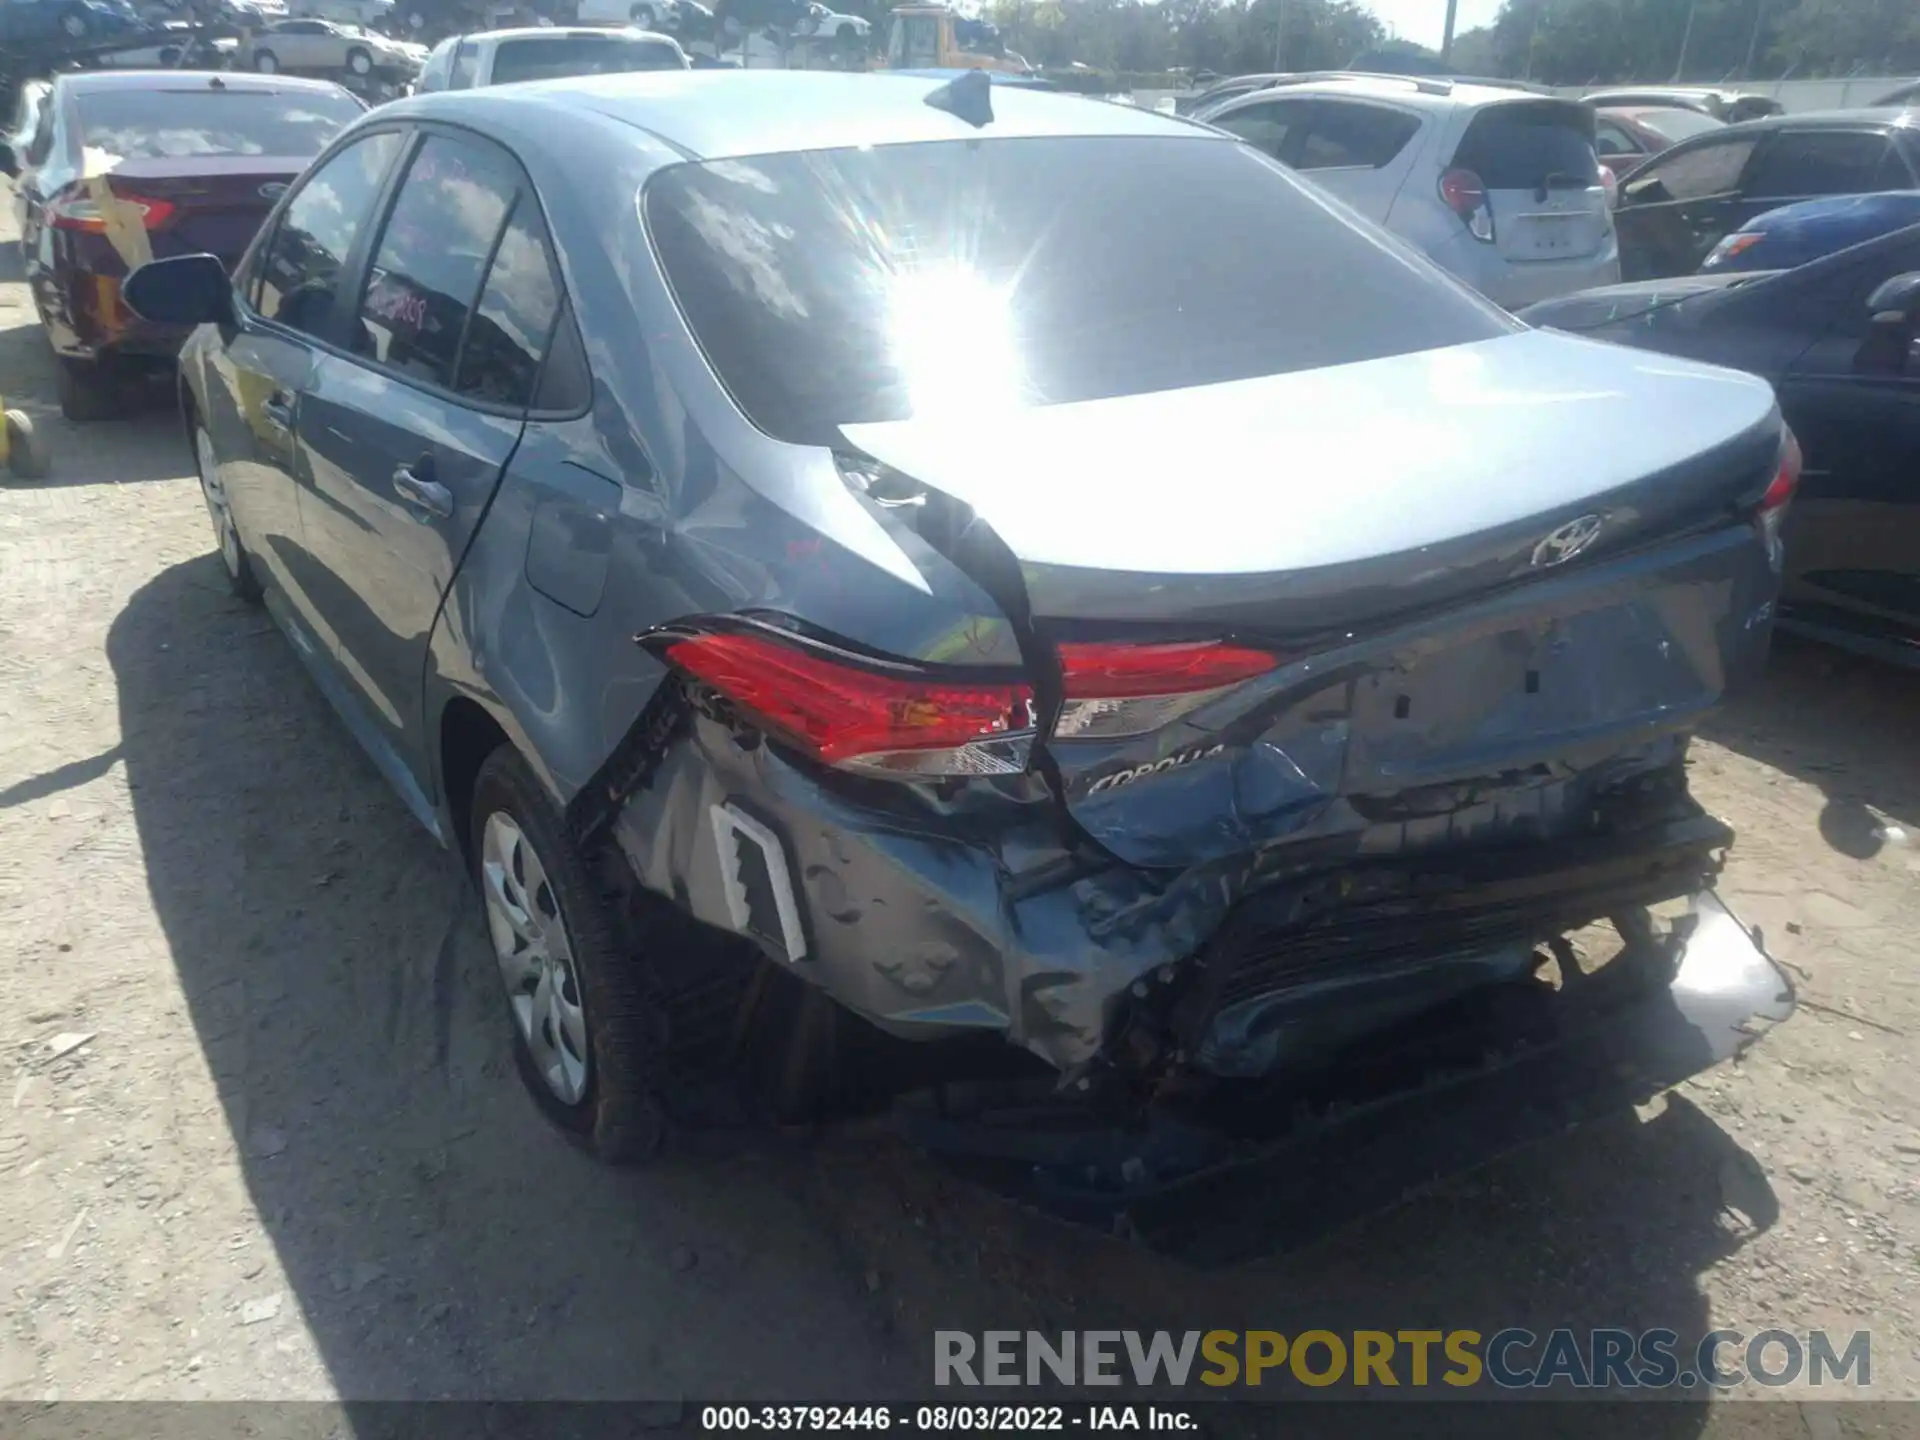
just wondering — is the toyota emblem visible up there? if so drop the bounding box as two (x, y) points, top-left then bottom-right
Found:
(1530, 514), (1606, 568)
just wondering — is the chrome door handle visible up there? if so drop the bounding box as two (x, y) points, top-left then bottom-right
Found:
(261, 393), (295, 430)
(393, 463), (453, 520)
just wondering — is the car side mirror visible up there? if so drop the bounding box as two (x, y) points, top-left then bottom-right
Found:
(1621, 175), (1671, 206)
(122, 253), (234, 327)
(1854, 271), (1920, 376)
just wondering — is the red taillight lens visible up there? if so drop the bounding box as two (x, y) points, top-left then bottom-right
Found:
(48, 191), (176, 233)
(1755, 427), (1802, 563)
(1439, 168), (1495, 243)
(1759, 428), (1802, 514)
(1053, 639), (1277, 741)
(660, 629), (1034, 778)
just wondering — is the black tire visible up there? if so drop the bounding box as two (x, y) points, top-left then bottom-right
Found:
(253, 48), (279, 72)
(346, 46), (372, 74)
(468, 746), (670, 1163)
(189, 414), (262, 604)
(630, 2), (654, 24)
(55, 358), (117, 423)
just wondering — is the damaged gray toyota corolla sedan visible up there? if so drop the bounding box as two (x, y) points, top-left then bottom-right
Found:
(128, 70), (1795, 1257)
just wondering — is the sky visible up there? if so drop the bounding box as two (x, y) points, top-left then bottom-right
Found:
(1362, 0), (1506, 51)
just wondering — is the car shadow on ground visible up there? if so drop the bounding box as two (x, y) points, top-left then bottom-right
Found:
(104, 553), (1765, 1425)
(1700, 633), (1920, 859)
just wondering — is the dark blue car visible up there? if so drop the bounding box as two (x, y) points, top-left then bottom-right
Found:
(1702, 190), (1920, 272)
(118, 70), (1792, 1249)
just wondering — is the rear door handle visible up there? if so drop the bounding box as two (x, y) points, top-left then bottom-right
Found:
(261, 393), (295, 431)
(393, 463), (453, 520)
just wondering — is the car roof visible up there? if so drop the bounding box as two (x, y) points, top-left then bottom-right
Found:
(1697, 107), (1920, 138)
(54, 70), (351, 97)
(470, 25), (671, 42)
(396, 70), (1210, 160)
(1211, 73), (1560, 110)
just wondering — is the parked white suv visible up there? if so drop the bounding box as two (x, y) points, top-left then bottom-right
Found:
(1197, 74), (1620, 309)
(415, 24), (687, 90)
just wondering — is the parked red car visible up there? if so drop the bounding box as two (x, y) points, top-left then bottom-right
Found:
(0, 70), (365, 420)
(1592, 104), (1727, 184)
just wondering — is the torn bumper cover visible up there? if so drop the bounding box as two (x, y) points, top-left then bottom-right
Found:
(900, 891), (1793, 1263)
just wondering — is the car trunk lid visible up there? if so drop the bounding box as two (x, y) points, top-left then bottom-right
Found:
(101, 157), (307, 268)
(841, 329), (1784, 868)
(1448, 98), (1611, 263)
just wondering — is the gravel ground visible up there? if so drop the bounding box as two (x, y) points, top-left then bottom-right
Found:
(1, 198), (1917, 1433)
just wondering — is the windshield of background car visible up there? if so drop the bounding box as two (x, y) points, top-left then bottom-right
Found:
(1635, 107), (1726, 145)
(643, 135), (1513, 448)
(75, 88), (366, 158)
(491, 36), (684, 83)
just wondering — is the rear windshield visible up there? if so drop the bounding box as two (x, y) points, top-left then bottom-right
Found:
(643, 135), (1511, 448)
(1635, 108), (1725, 145)
(76, 88), (365, 159)
(1451, 100), (1600, 189)
(491, 36), (685, 84)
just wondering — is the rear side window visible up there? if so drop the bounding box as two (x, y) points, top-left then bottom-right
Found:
(1211, 98), (1307, 159)
(1296, 102), (1420, 170)
(1634, 135), (1758, 201)
(489, 36), (686, 84)
(354, 134), (516, 389)
(455, 197), (564, 408)
(643, 135), (1512, 449)
(1744, 130), (1897, 201)
(74, 87), (365, 160)
(1451, 100), (1599, 188)
(256, 128), (402, 336)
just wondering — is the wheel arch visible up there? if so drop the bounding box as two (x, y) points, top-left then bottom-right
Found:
(438, 693), (512, 865)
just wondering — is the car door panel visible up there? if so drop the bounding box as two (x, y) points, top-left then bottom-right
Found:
(293, 130), (531, 795)
(1776, 243), (1920, 640)
(1616, 134), (1759, 279)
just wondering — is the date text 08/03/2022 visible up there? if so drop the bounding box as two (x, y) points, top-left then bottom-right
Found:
(700, 1407), (1195, 1432)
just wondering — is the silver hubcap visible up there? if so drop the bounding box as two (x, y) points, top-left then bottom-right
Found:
(257, 53), (276, 71)
(481, 813), (589, 1105)
(350, 53), (369, 72)
(194, 427), (242, 580)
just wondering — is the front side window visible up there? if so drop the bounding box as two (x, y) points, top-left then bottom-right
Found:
(1633, 136), (1758, 202)
(256, 128), (402, 337)
(1744, 130), (1895, 201)
(644, 135), (1512, 448)
(353, 133), (516, 390)
(1296, 102), (1421, 171)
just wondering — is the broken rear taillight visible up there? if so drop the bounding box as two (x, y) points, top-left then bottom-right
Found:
(650, 623), (1035, 779)
(1052, 639), (1277, 741)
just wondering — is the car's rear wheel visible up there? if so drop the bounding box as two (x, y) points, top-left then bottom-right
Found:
(346, 46), (372, 74)
(54, 358), (117, 424)
(469, 746), (669, 1163)
(253, 49), (279, 72)
(193, 422), (262, 603)
(630, 2), (655, 24)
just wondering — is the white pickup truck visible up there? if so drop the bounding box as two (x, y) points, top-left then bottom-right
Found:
(414, 24), (687, 90)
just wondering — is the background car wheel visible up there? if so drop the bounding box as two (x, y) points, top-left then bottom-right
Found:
(253, 49), (279, 72)
(192, 423), (261, 603)
(54, 359), (117, 424)
(346, 46), (373, 74)
(468, 746), (670, 1164)
(629, 2), (655, 25)
(58, 7), (91, 38)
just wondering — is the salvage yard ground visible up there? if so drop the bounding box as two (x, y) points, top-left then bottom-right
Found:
(1, 199), (1918, 1433)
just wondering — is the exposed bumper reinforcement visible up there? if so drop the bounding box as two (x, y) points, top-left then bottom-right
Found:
(898, 890), (1792, 1265)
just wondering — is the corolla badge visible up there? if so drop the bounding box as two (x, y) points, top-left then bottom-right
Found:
(1531, 513), (1606, 568)
(259, 181), (289, 200)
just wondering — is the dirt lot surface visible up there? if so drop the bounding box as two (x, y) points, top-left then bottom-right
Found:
(2, 201), (1918, 1434)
